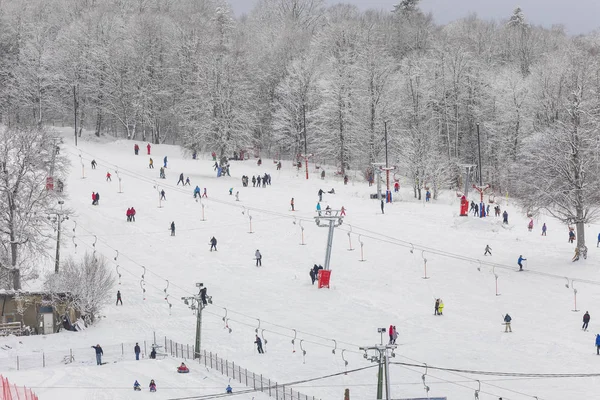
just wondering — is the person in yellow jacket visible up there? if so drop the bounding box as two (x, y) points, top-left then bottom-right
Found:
(437, 299), (444, 315)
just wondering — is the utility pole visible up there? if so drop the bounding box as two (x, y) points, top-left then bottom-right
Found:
(303, 103), (308, 156)
(361, 331), (396, 400)
(48, 200), (68, 273)
(182, 283), (211, 359)
(382, 122), (396, 203)
(73, 85), (78, 147)
(476, 123), (483, 186)
(300, 153), (313, 180)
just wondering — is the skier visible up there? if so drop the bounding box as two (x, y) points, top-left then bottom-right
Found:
(597, 233), (600, 247)
(527, 219), (533, 232)
(194, 186), (201, 198)
(211, 151), (217, 161)
(343, 175), (348, 185)
(226, 385), (233, 393)
(185, 177), (190, 186)
(106, 171), (111, 182)
(91, 159), (97, 169)
(134, 380), (141, 391)
(340, 206), (346, 216)
(392, 326), (398, 344)
(596, 334), (600, 355)
(394, 181), (400, 192)
(290, 198), (295, 211)
(134, 143), (139, 155)
(193, 151), (197, 160)
(255, 249), (262, 266)
(235, 191), (239, 201)
(134, 343), (141, 360)
(583, 312), (591, 331)
(256, 175), (261, 187)
(325, 205), (331, 215)
(388, 325), (394, 344)
(542, 223), (547, 236)
(149, 158), (154, 169)
(504, 314), (512, 332)
(313, 264), (322, 281)
(425, 190), (431, 202)
(170, 221), (176, 236)
(321, 169), (325, 180)
(277, 161), (282, 170)
(486, 204), (490, 216)
(484, 245), (492, 256)
(149, 380), (157, 392)
(202, 188), (207, 198)
(434, 298), (440, 315)
(163, 156), (168, 168)
(502, 210), (508, 224)
(91, 344), (103, 365)
(252, 176), (256, 187)
(177, 173), (184, 185)
(381, 199), (385, 214)
(569, 229), (576, 244)
(318, 189), (324, 202)
(92, 192), (96, 205)
(160, 189), (166, 201)
(95, 192), (100, 205)
(309, 268), (316, 285)
(517, 255), (526, 271)
(229, 187), (233, 195)
(257, 158), (262, 166)
(316, 202), (321, 216)
(130, 207), (136, 222)
(437, 299), (444, 315)
(147, 143), (151, 155)
(210, 236), (217, 251)
(159, 167), (165, 179)
(254, 335), (264, 354)
(116, 290), (123, 305)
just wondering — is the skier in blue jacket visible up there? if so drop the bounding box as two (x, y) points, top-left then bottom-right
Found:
(517, 255), (526, 271)
(596, 334), (600, 355)
(316, 202), (322, 216)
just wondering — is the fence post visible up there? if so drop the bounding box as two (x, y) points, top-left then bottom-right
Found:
(220, 357), (223, 374)
(232, 362), (235, 380)
(260, 374), (263, 392)
(245, 368), (248, 386)
(269, 379), (271, 395)
(253, 372), (256, 389)
(187, 344), (189, 359)
(275, 383), (278, 400)
(144, 341), (147, 356)
(239, 366), (242, 383)
(164, 336), (167, 351)
(204, 350), (207, 366)
(16, 356), (19, 371)
(70, 349), (73, 363)
(122, 343), (124, 355)
(43, 352), (45, 368)
(210, 352), (213, 369)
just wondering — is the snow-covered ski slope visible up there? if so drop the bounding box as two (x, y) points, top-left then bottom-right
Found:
(3, 129), (600, 400)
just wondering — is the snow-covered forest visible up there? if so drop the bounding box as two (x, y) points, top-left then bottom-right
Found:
(2, 0), (600, 247)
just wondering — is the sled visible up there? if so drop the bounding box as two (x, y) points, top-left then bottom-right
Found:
(177, 369), (190, 374)
(134, 387), (141, 391)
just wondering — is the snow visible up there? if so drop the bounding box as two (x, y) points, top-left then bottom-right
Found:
(2, 128), (600, 400)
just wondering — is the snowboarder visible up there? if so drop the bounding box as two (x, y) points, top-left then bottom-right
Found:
(91, 159), (97, 169)
(194, 186), (201, 198)
(583, 312), (591, 331)
(202, 188), (207, 198)
(177, 173), (184, 185)
(527, 219), (533, 232)
(149, 158), (154, 169)
(116, 290), (123, 305)
(226, 385), (233, 393)
(134, 143), (139, 155)
(318, 189), (324, 202)
(185, 177), (190, 186)
(388, 325), (394, 344)
(210, 236), (217, 251)
(134, 380), (141, 391)
(504, 314), (512, 332)
(316, 202), (321, 216)
(502, 210), (508, 224)
(542, 223), (547, 236)
(163, 156), (168, 168)
(160, 189), (166, 201)
(134, 343), (141, 360)
(517, 255), (526, 271)
(255, 249), (262, 266)
(149, 380), (157, 392)
(254, 335), (264, 354)
(434, 298), (440, 315)
(381, 199), (385, 214)
(91, 344), (103, 365)
(437, 299), (444, 315)
(170, 221), (175, 236)
(290, 198), (295, 211)
(106, 171), (111, 182)
(484, 245), (492, 256)
(147, 143), (151, 155)
(235, 191), (239, 201)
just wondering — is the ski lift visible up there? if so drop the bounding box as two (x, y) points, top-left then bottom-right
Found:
(488, 193), (496, 203)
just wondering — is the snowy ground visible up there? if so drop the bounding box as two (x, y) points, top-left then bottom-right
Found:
(2, 128), (600, 400)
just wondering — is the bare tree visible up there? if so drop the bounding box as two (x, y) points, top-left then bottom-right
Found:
(44, 252), (115, 323)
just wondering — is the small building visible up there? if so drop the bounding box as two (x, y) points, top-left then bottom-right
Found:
(0, 290), (79, 336)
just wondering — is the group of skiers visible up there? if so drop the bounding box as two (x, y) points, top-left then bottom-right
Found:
(193, 186), (207, 198)
(177, 173), (191, 186)
(247, 173), (272, 187)
(434, 299), (444, 315)
(126, 207), (137, 222)
(309, 264), (324, 284)
(132, 143), (152, 156)
(91, 192), (100, 205)
(388, 325), (398, 344)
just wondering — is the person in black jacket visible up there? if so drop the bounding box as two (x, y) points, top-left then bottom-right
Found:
(254, 335), (264, 354)
(134, 343), (141, 360)
(116, 290), (122, 306)
(210, 237), (217, 251)
(309, 268), (316, 285)
(92, 344), (103, 365)
(318, 189), (324, 202)
(170, 221), (175, 236)
(583, 311), (591, 331)
(504, 314), (512, 332)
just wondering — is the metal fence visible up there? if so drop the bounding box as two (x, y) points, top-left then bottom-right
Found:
(0, 375), (38, 400)
(164, 338), (321, 400)
(0, 339), (155, 371)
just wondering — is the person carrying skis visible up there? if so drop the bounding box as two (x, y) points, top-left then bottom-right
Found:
(134, 380), (141, 391)
(484, 245), (492, 256)
(542, 223), (547, 236)
(254, 335), (264, 354)
(170, 221), (175, 236)
(106, 171), (112, 182)
(91, 344), (103, 365)
(583, 311), (591, 331)
(116, 290), (123, 305)
(210, 237), (217, 251)
(290, 198), (295, 211)
(517, 255), (526, 271)
(134, 343), (141, 360)
(504, 314), (512, 332)
(502, 210), (508, 224)
(177, 173), (184, 185)
(91, 159), (97, 169)
(149, 380), (157, 392)
(255, 250), (262, 266)
(149, 158), (154, 169)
